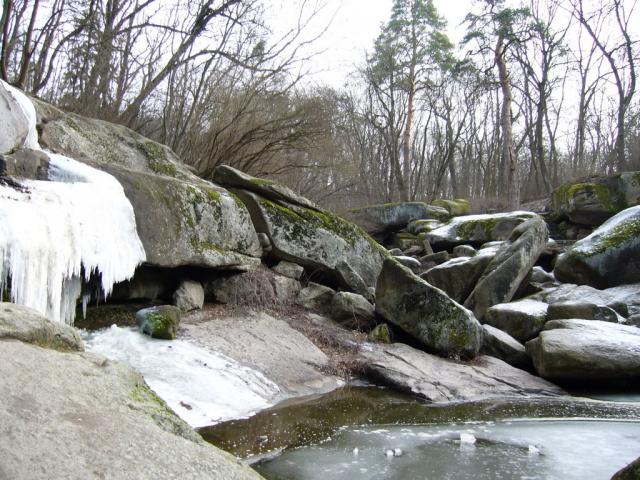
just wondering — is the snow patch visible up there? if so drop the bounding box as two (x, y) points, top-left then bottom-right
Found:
(0, 80), (145, 324)
(84, 326), (281, 427)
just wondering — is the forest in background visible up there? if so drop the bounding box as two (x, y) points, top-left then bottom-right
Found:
(1, 0), (638, 212)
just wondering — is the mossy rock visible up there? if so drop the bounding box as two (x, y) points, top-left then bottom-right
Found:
(344, 202), (451, 237)
(554, 205), (640, 288)
(135, 305), (181, 340)
(432, 198), (470, 216)
(236, 190), (388, 291)
(368, 323), (391, 343)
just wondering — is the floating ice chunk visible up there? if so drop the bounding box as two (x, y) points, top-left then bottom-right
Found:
(393, 448), (403, 457)
(528, 445), (540, 455)
(385, 449), (394, 458)
(0, 82), (145, 324)
(459, 433), (476, 444)
(352, 448), (359, 456)
(84, 326), (281, 427)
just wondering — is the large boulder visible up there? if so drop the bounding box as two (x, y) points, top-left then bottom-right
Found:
(547, 301), (624, 323)
(532, 282), (640, 316)
(0, 303), (83, 351)
(554, 206), (640, 288)
(234, 189), (387, 291)
(214, 164), (320, 211)
(0, 336), (261, 479)
(424, 211), (537, 248)
(136, 305), (181, 340)
(422, 249), (495, 303)
(480, 324), (531, 371)
(483, 299), (549, 342)
(464, 216), (549, 319)
(344, 202), (450, 236)
(375, 258), (482, 359)
(551, 173), (640, 226)
(361, 342), (563, 402)
(296, 282), (336, 313)
(330, 292), (376, 330)
(29, 97), (263, 272)
(526, 319), (640, 381)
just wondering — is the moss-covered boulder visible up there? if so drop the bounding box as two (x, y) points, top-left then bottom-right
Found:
(483, 299), (549, 342)
(464, 216), (549, 319)
(235, 190), (387, 291)
(551, 173), (640, 226)
(424, 211), (537, 248)
(214, 164), (320, 211)
(432, 198), (470, 216)
(136, 305), (181, 340)
(554, 206), (640, 288)
(0, 303), (83, 351)
(375, 258), (482, 359)
(344, 202), (450, 237)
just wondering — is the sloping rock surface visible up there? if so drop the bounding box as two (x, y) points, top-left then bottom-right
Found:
(361, 342), (563, 402)
(376, 258), (482, 359)
(554, 206), (640, 288)
(344, 202), (450, 236)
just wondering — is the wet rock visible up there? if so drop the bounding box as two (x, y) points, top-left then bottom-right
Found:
(136, 305), (181, 340)
(173, 279), (204, 313)
(554, 206), (640, 288)
(526, 320), (640, 380)
(547, 301), (625, 323)
(361, 342), (563, 402)
(272, 260), (304, 280)
(331, 292), (376, 330)
(0, 303), (83, 352)
(481, 324), (531, 371)
(464, 216), (548, 319)
(375, 258), (482, 359)
(297, 282), (336, 313)
(483, 299), (549, 342)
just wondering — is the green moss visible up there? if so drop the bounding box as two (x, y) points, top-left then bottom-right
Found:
(553, 182), (627, 216)
(207, 189), (221, 202)
(129, 383), (174, 417)
(580, 219), (640, 257)
(137, 141), (177, 177)
(190, 237), (224, 254)
(455, 217), (501, 240)
(250, 177), (276, 186)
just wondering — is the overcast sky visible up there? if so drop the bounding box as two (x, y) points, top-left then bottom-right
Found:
(265, 0), (475, 87)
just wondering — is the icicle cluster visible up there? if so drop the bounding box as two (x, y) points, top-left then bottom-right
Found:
(0, 81), (146, 324)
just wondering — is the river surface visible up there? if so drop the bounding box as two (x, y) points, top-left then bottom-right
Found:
(200, 386), (640, 480)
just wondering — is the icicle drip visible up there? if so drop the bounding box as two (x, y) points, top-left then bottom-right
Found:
(81, 293), (90, 320)
(0, 80), (146, 324)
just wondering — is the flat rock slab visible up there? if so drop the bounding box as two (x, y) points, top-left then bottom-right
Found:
(360, 342), (563, 403)
(526, 319), (640, 381)
(0, 340), (261, 480)
(181, 308), (342, 397)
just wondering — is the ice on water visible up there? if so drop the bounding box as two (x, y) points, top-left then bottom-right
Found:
(0, 80), (145, 324)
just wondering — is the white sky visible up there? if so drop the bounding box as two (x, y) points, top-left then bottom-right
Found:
(265, 0), (475, 88)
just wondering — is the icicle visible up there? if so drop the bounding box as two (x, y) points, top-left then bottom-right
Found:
(0, 80), (146, 324)
(82, 293), (91, 320)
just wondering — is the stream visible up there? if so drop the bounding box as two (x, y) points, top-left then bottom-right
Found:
(200, 386), (640, 480)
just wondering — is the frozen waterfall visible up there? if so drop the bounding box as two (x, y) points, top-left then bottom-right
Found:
(0, 80), (146, 324)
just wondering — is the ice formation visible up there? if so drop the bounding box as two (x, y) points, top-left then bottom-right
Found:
(84, 326), (281, 427)
(0, 80), (146, 324)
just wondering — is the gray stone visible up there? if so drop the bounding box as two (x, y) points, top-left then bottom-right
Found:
(368, 323), (391, 343)
(483, 299), (549, 342)
(361, 342), (563, 403)
(235, 190), (387, 291)
(214, 164), (320, 211)
(182, 309), (342, 397)
(331, 292), (376, 330)
(0, 303), (83, 352)
(0, 81), (32, 154)
(375, 258), (482, 359)
(335, 260), (372, 301)
(453, 245), (477, 257)
(547, 301), (624, 323)
(532, 283), (640, 316)
(554, 206), (640, 288)
(627, 314), (640, 327)
(403, 244), (424, 256)
(481, 324), (531, 371)
(531, 266), (555, 284)
(551, 173), (640, 226)
(612, 456), (640, 480)
(0, 148), (49, 179)
(388, 248), (403, 256)
(344, 202), (450, 236)
(207, 269), (276, 306)
(271, 275), (301, 303)
(272, 260), (304, 280)
(465, 216), (549, 319)
(424, 211), (537, 248)
(296, 282), (336, 313)
(419, 250), (450, 266)
(0, 340), (260, 480)
(258, 232), (272, 253)
(173, 279), (204, 312)
(431, 198), (470, 216)
(394, 255), (422, 271)
(136, 305), (181, 340)
(526, 320), (640, 381)
(422, 253), (493, 303)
